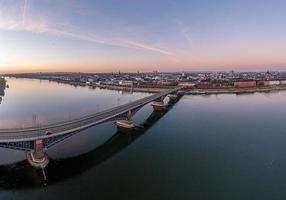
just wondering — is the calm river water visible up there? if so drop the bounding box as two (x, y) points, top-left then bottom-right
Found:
(1, 78), (286, 200)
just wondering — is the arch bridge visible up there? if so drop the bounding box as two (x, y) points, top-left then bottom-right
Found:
(0, 87), (184, 168)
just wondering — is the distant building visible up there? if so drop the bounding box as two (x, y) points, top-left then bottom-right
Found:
(263, 80), (280, 86)
(181, 72), (187, 79)
(178, 82), (196, 88)
(234, 81), (256, 88)
(280, 80), (286, 85)
(134, 77), (144, 82)
(196, 81), (212, 88)
(119, 80), (133, 87)
(265, 70), (272, 80)
(87, 78), (94, 83)
(153, 76), (161, 81)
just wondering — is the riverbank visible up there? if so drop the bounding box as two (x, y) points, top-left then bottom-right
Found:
(187, 85), (286, 95)
(93, 84), (173, 93)
(51, 79), (175, 93)
(5, 77), (173, 93)
(94, 83), (286, 95)
(6, 76), (286, 95)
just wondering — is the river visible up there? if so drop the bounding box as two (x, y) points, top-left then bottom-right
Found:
(1, 78), (286, 199)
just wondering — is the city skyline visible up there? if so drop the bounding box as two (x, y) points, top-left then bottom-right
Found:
(1, 0), (286, 73)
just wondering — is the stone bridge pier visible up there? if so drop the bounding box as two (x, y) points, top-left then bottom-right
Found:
(168, 92), (179, 101)
(168, 90), (185, 101)
(115, 110), (136, 131)
(151, 96), (166, 111)
(26, 139), (49, 169)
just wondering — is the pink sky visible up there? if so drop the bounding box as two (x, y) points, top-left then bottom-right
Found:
(0, 0), (286, 73)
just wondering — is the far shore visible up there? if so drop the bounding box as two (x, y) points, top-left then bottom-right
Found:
(94, 84), (174, 93)
(5, 76), (286, 95)
(187, 85), (286, 95)
(93, 82), (286, 95)
(97, 84), (286, 95)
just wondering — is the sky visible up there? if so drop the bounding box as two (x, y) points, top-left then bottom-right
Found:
(0, 0), (286, 73)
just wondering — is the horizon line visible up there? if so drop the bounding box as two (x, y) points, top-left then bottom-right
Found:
(2, 69), (286, 75)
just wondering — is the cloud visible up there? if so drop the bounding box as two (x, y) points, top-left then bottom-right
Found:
(0, 0), (175, 57)
(121, 39), (175, 56)
(174, 19), (192, 46)
(22, 0), (29, 25)
(38, 24), (175, 56)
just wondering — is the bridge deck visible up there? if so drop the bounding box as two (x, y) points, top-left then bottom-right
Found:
(0, 87), (182, 143)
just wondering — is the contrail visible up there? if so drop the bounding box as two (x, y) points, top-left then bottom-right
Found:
(22, 0), (28, 25)
(47, 27), (175, 56)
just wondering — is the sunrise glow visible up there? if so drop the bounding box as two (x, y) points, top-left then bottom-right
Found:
(1, 0), (286, 73)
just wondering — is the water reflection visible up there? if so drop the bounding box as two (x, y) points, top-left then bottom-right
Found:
(0, 99), (179, 189)
(0, 78), (149, 129)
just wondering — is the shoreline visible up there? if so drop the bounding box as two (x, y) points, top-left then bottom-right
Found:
(96, 84), (286, 95)
(5, 77), (286, 95)
(187, 85), (286, 95)
(5, 77), (172, 93)
(93, 84), (173, 93)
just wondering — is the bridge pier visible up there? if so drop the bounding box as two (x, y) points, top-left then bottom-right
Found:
(26, 139), (49, 169)
(168, 93), (178, 101)
(177, 90), (185, 96)
(151, 96), (166, 111)
(115, 110), (135, 131)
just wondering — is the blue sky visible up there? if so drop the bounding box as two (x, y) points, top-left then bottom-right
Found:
(0, 0), (286, 72)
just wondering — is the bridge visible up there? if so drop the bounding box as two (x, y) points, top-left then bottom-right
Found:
(0, 87), (184, 168)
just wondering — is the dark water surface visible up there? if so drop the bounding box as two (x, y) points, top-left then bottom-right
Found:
(1, 78), (286, 200)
